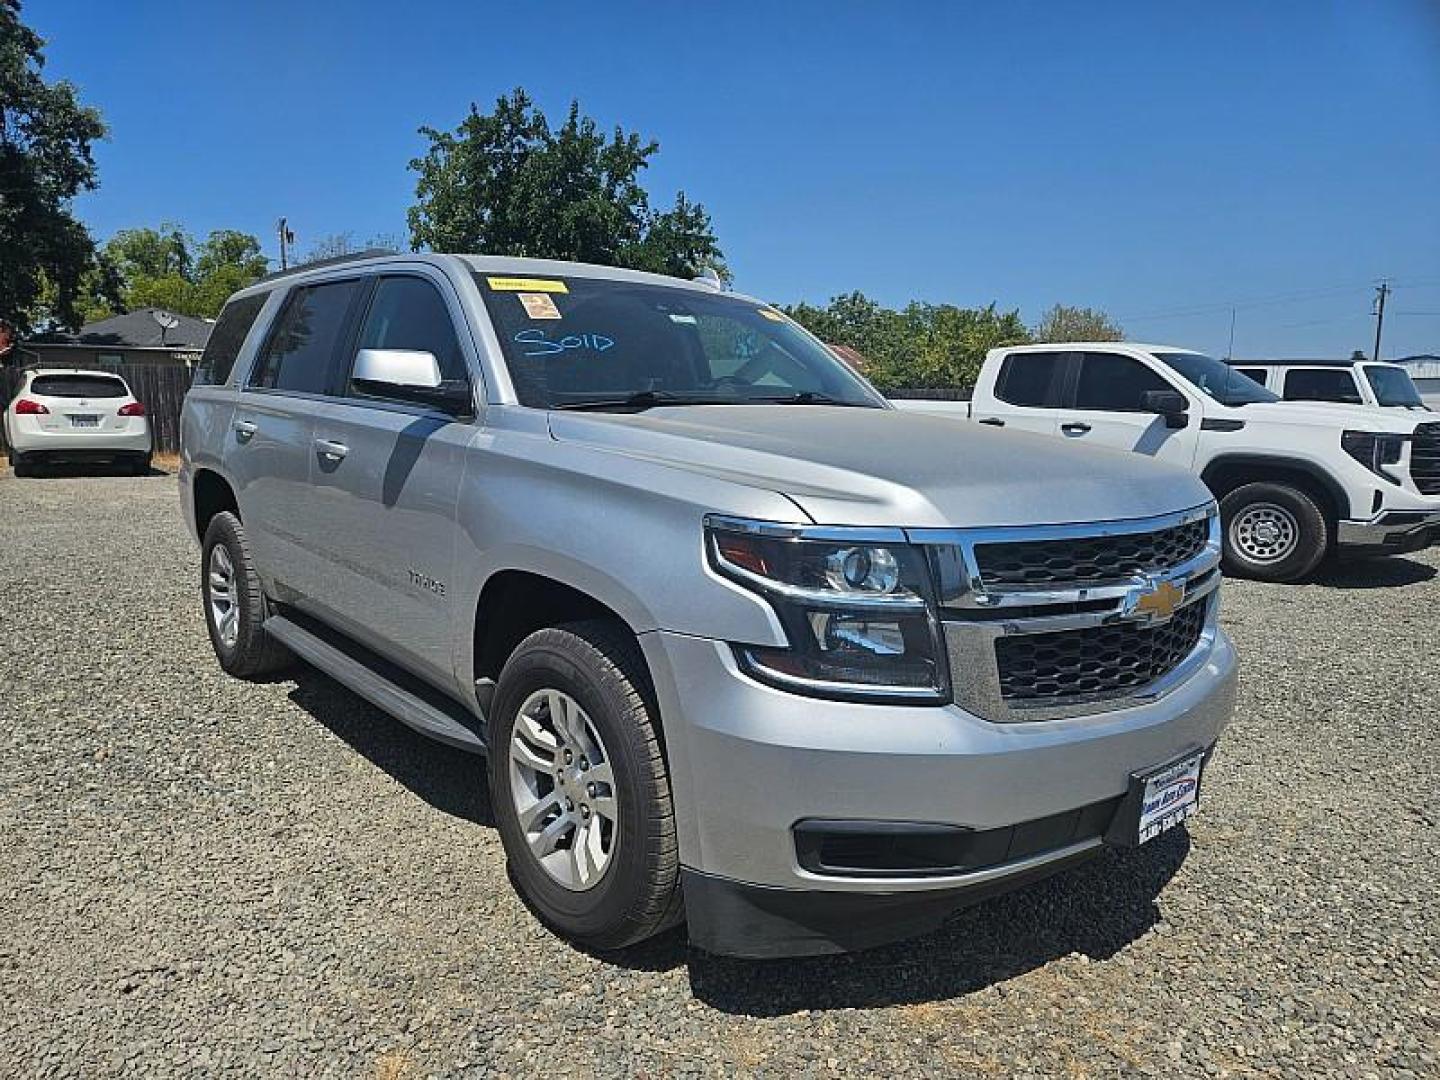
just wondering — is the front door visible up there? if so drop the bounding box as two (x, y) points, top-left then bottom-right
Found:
(303, 273), (481, 687)
(1055, 351), (1202, 470)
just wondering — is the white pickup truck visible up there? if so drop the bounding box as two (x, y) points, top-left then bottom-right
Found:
(896, 342), (1440, 582)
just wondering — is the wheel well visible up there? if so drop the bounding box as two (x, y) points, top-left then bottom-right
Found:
(1201, 459), (1343, 525)
(193, 469), (239, 538)
(472, 571), (634, 686)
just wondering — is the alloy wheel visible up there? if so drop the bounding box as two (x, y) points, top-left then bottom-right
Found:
(207, 543), (240, 648)
(508, 688), (619, 891)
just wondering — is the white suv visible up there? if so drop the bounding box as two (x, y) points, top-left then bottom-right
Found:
(4, 368), (152, 477)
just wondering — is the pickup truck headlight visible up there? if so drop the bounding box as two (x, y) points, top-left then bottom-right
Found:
(705, 516), (949, 703)
(1342, 430), (1405, 484)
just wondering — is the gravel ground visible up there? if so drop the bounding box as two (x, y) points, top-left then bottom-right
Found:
(1, 468), (1437, 1078)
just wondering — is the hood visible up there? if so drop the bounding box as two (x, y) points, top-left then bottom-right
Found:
(1231, 400), (1426, 433)
(548, 406), (1213, 529)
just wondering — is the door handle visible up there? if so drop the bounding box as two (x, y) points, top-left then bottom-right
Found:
(313, 438), (349, 461)
(1061, 422), (1092, 435)
(233, 420), (257, 441)
(978, 417), (1005, 427)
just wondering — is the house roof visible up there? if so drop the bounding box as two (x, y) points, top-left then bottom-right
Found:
(69, 308), (213, 349)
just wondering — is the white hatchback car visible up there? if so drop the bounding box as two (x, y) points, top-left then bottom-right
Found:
(4, 368), (152, 477)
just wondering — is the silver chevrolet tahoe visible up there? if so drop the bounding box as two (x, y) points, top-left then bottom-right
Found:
(179, 253), (1238, 958)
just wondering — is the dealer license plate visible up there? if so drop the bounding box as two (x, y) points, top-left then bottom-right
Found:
(1137, 751), (1204, 844)
(69, 415), (100, 428)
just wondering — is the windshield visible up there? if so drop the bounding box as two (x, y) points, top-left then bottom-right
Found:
(1363, 365), (1424, 408)
(1154, 352), (1279, 406)
(474, 273), (884, 410)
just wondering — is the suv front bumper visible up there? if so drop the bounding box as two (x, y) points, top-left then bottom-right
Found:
(641, 627), (1237, 957)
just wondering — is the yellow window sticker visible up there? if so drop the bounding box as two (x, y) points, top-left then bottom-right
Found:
(518, 293), (562, 319)
(757, 307), (786, 322)
(487, 276), (568, 293)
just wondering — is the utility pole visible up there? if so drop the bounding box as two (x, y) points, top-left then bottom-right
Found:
(1372, 280), (1390, 362)
(276, 217), (295, 271)
(1226, 307), (1237, 361)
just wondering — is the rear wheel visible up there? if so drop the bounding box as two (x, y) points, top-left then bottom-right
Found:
(10, 451), (32, 478)
(201, 511), (293, 679)
(1219, 481), (1329, 582)
(130, 453), (152, 476)
(489, 621), (682, 951)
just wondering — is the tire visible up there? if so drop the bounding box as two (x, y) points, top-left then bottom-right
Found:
(200, 511), (293, 679)
(131, 454), (153, 476)
(489, 620), (682, 951)
(11, 452), (32, 478)
(1219, 481), (1329, 583)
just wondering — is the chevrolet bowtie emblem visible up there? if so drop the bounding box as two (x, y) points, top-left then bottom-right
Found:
(1124, 577), (1185, 624)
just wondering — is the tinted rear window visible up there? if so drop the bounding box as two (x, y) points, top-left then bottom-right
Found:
(1282, 368), (1363, 404)
(31, 375), (127, 398)
(196, 293), (268, 386)
(995, 352), (1065, 407)
(250, 280), (362, 394)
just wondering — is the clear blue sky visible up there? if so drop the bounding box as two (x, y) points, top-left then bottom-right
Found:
(31, 0), (1440, 359)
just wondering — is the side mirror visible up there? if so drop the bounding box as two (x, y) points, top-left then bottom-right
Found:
(351, 348), (471, 415)
(1141, 389), (1190, 429)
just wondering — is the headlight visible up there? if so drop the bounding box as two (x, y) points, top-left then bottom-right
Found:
(705, 516), (948, 703)
(1341, 430), (1405, 484)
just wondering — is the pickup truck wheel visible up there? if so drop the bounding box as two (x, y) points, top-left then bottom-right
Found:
(10, 452), (32, 478)
(201, 511), (293, 679)
(490, 621), (682, 952)
(1219, 482), (1328, 582)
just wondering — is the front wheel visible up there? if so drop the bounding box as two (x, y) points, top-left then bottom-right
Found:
(1219, 481), (1329, 582)
(489, 621), (682, 951)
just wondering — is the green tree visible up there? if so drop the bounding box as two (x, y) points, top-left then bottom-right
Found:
(88, 223), (269, 319)
(784, 292), (1029, 391)
(1032, 303), (1124, 343)
(0, 0), (107, 332)
(408, 88), (724, 278)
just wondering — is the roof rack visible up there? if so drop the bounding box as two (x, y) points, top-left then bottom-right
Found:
(255, 248), (406, 285)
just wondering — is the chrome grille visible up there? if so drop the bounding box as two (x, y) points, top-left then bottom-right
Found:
(915, 505), (1222, 723)
(973, 518), (1208, 586)
(995, 600), (1207, 701)
(1412, 423), (1440, 495)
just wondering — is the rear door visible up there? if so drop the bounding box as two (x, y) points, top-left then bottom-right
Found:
(228, 277), (367, 601)
(975, 350), (1069, 435)
(1057, 350), (1202, 468)
(302, 272), (481, 685)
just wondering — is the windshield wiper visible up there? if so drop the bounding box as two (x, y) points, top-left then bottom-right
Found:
(552, 390), (732, 411)
(749, 391), (870, 406)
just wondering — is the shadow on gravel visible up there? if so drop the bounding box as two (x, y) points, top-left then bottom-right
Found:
(288, 670), (495, 827)
(686, 830), (1190, 1016)
(1311, 557), (1436, 590)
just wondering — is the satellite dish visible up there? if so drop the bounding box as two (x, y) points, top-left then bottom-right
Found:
(692, 266), (725, 292)
(151, 310), (180, 330)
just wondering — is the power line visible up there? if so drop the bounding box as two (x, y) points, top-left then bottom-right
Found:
(1120, 282), (1374, 322)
